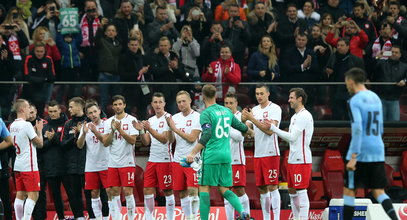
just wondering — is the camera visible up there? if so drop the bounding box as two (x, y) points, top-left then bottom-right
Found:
(233, 16), (240, 21)
(4, 25), (14, 30)
(86, 8), (97, 13)
(49, 6), (56, 12)
(12, 13), (18, 19)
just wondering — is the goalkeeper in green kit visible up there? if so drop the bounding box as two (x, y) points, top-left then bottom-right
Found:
(186, 84), (253, 220)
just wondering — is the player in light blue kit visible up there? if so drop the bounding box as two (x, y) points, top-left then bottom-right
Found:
(0, 118), (13, 220)
(342, 68), (398, 220)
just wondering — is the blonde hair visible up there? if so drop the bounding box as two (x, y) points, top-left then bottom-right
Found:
(176, 90), (191, 98)
(2, 7), (30, 40)
(258, 35), (277, 69)
(129, 28), (145, 55)
(32, 26), (50, 43)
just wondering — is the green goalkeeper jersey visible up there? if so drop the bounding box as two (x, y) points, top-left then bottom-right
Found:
(200, 104), (248, 164)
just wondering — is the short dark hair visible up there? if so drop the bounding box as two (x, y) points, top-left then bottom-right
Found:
(391, 44), (401, 51)
(152, 92), (165, 101)
(286, 3), (297, 10)
(344, 67), (366, 84)
(48, 100), (60, 108)
(202, 84), (216, 99)
(337, 37), (350, 46)
(389, 1), (400, 9)
(289, 88), (308, 105)
(256, 84), (270, 92)
(225, 92), (237, 100)
(353, 1), (365, 9)
(156, 6), (167, 12)
(228, 3), (240, 9)
(69, 97), (85, 108)
(112, 95), (126, 104)
(85, 102), (99, 112)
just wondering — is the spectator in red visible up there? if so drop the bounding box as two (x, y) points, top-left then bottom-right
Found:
(214, 0), (246, 22)
(325, 19), (369, 58)
(23, 43), (55, 116)
(202, 44), (241, 102)
(30, 26), (61, 63)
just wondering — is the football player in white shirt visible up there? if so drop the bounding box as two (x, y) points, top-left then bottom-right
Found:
(103, 95), (139, 220)
(77, 102), (109, 220)
(135, 92), (175, 220)
(9, 99), (44, 220)
(165, 91), (201, 219)
(242, 84), (282, 220)
(265, 88), (314, 220)
(224, 93), (250, 220)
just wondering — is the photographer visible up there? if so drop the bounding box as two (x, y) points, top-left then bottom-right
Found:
(31, 1), (60, 40)
(201, 22), (226, 69)
(0, 22), (29, 79)
(326, 19), (369, 58)
(172, 25), (200, 79)
(221, 3), (251, 70)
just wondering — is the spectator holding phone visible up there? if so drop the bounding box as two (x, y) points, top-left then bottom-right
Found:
(3, 7), (30, 42)
(31, 1), (60, 40)
(30, 27), (61, 63)
(146, 6), (179, 50)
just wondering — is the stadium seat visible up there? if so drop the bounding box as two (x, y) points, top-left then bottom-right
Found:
(134, 165), (145, 206)
(245, 171), (261, 209)
(308, 180), (328, 209)
(400, 151), (407, 189)
(384, 163), (395, 187)
(320, 149), (344, 199)
(209, 187), (224, 206)
(280, 150), (289, 182)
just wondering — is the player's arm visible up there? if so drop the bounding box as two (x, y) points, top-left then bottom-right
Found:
(174, 129), (201, 143)
(117, 126), (137, 145)
(186, 123), (211, 163)
(0, 120), (12, 150)
(103, 131), (115, 147)
(267, 122), (302, 142)
(348, 101), (363, 159)
(32, 120), (44, 148)
(230, 127), (244, 142)
(77, 124), (87, 149)
(147, 128), (169, 144)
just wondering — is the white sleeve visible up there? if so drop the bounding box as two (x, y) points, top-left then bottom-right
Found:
(193, 114), (202, 131)
(104, 119), (112, 134)
(26, 123), (37, 140)
(291, 116), (307, 132)
(269, 106), (282, 123)
(230, 128), (244, 142)
(270, 124), (302, 143)
(128, 117), (139, 135)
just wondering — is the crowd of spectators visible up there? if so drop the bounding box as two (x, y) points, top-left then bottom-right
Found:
(0, 0), (407, 120)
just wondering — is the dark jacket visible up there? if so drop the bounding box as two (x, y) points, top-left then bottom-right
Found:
(95, 28), (122, 75)
(0, 44), (14, 81)
(146, 19), (179, 49)
(38, 113), (67, 177)
(248, 12), (275, 52)
(326, 52), (364, 100)
(113, 14), (140, 45)
(318, 5), (346, 22)
(372, 59), (407, 100)
(308, 37), (332, 80)
(60, 115), (87, 175)
(23, 55), (55, 101)
(281, 47), (319, 82)
(275, 17), (307, 52)
(221, 19), (251, 53)
(56, 31), (82, 69)
(148, 51), (187, 99)
(118, 48), (148, 81)
(247, 51), (280, 82)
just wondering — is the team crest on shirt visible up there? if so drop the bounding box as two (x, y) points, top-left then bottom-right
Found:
(159, 121), (164, 128)
(57, 126), (63, 132)
(263, 111), (268, 118)
(186, 120), (192, 126)
(123, 124), (128, 130)
(42, 63), (48, 68)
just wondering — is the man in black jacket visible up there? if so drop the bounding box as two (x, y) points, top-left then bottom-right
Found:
(113, 0), (143, 45)
(61, 97), (87, 220)
(372, 46), (407, 121)
(325, 38), (364, 120)
(118, 38), (150, 119)
(148, 37), (187, 114)
(35, 101), (68, 220)
(0, 36), (15, 119)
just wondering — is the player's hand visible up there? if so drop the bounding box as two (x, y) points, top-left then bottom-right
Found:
(242, 108), (254, 121)
(36, 120), (44, 131)
(397, 79), (406, 87)
(89, 123), (98, 134)
(346, 158), (357, 171)
(142, 120), (151, 131)
(111, 120), (117, 132)
(113, 121), (122, 132)
(186, 153), (195, 163)
(244, 128), (254, 139)
(132, 120), (144, 131)
(45, 129), (55, 140)
(165, 115), (175, 130)
(262, 119), (275, 131)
